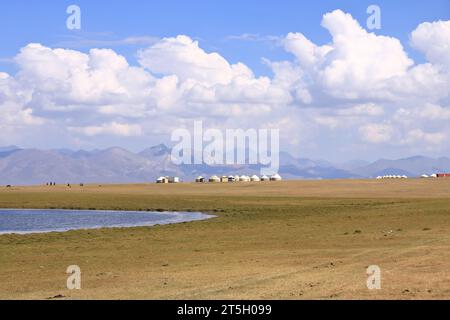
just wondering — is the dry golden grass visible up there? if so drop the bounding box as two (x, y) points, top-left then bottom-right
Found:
(1, 179), (450, 299)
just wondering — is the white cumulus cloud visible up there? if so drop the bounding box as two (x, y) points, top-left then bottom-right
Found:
(0, 10), (449, 159)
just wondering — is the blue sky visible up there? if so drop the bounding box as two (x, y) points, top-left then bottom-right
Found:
(2, 0), (449, 74)
(0, 1), (449, 162)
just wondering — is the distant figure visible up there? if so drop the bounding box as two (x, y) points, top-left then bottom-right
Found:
(6, 185), (11, 188)
(80, 183), (84, 187)
(67, 183), (71, 188)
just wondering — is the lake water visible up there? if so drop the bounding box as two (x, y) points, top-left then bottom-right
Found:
(0, 209), (214, 235)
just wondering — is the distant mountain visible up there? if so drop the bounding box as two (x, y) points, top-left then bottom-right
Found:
(334, 160), (370, 171)
(353, 156), (450, 177)
(0, 145), (20, 153)
(139, 144), (171, 158)
(0, 145), (448, 185)
(0, 145), (21, 158)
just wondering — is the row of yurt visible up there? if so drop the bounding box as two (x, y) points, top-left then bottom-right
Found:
(421, 174), (438, 178)
(376, 175), (408, 179)
(197, 174), (282, 183)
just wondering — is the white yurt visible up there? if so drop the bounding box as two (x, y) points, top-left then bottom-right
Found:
(196, 176), (205, 183)
(234, 175), (241, 182)
(421, 174), (429, 178)
(430, 174), (438, 178)
(169, 177), (180, 183)
(209, 175), (220, 183)
(156, 176), (168, 184)
(228, 176), (236, 182)
(270, 174), (282, 181)
(240, 175), (250, 182)
(261, 175), (270, 181)
(250, 175), (261, 182)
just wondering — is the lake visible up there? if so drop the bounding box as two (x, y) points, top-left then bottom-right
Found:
(0, 209), (214, 234)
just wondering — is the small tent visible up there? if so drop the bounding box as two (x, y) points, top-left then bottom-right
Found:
(169, 177), (180, 183)
(156, 176), (169, 184)
(270, 174), (282, 181)
(240, 175), (250, 182)
(209, 175), (220, 183)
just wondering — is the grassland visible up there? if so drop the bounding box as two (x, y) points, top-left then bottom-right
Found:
(1, 179), (450, 299)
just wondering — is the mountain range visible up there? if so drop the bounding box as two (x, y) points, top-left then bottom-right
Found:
(0, 145), (449, 185)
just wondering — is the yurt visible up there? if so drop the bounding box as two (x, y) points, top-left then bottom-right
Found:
(228, 176), (236, 182)
(250, 175), (261, 182)
(169, 177), (180, 183)
(240, 175), (250, 182)
(430, 174), (438, 178)
(156, 176), (168, 184)
(234, 175), (240, 182)
(209, 175), (220, 183)
(270, 174), (282, 181)
(220, 176), (229, 183)
(195, 176), (205, 183)
(421, 174), (429, 178)
(261, 175), (270, 181)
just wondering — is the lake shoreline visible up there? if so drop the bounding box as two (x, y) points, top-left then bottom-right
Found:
(0, 208), (215, 235)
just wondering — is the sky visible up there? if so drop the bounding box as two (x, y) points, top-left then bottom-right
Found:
(0, 0), (449, 162)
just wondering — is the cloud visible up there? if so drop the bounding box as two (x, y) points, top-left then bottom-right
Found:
(138, 35), (235, 85)
(14, 43), (154, 111)
(280, 9), (416, 101)
(336, 103), (384, 117)
(226, 33), (280, 43)
(411, 20), (450, 69)
(359, 123), (393, 143)
(69, 122), (143, 137)
(54, 35), (159, 48)
(404, 129), (446, 145)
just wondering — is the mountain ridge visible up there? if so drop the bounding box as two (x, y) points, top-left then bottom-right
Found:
(0, 145), (448, 185)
